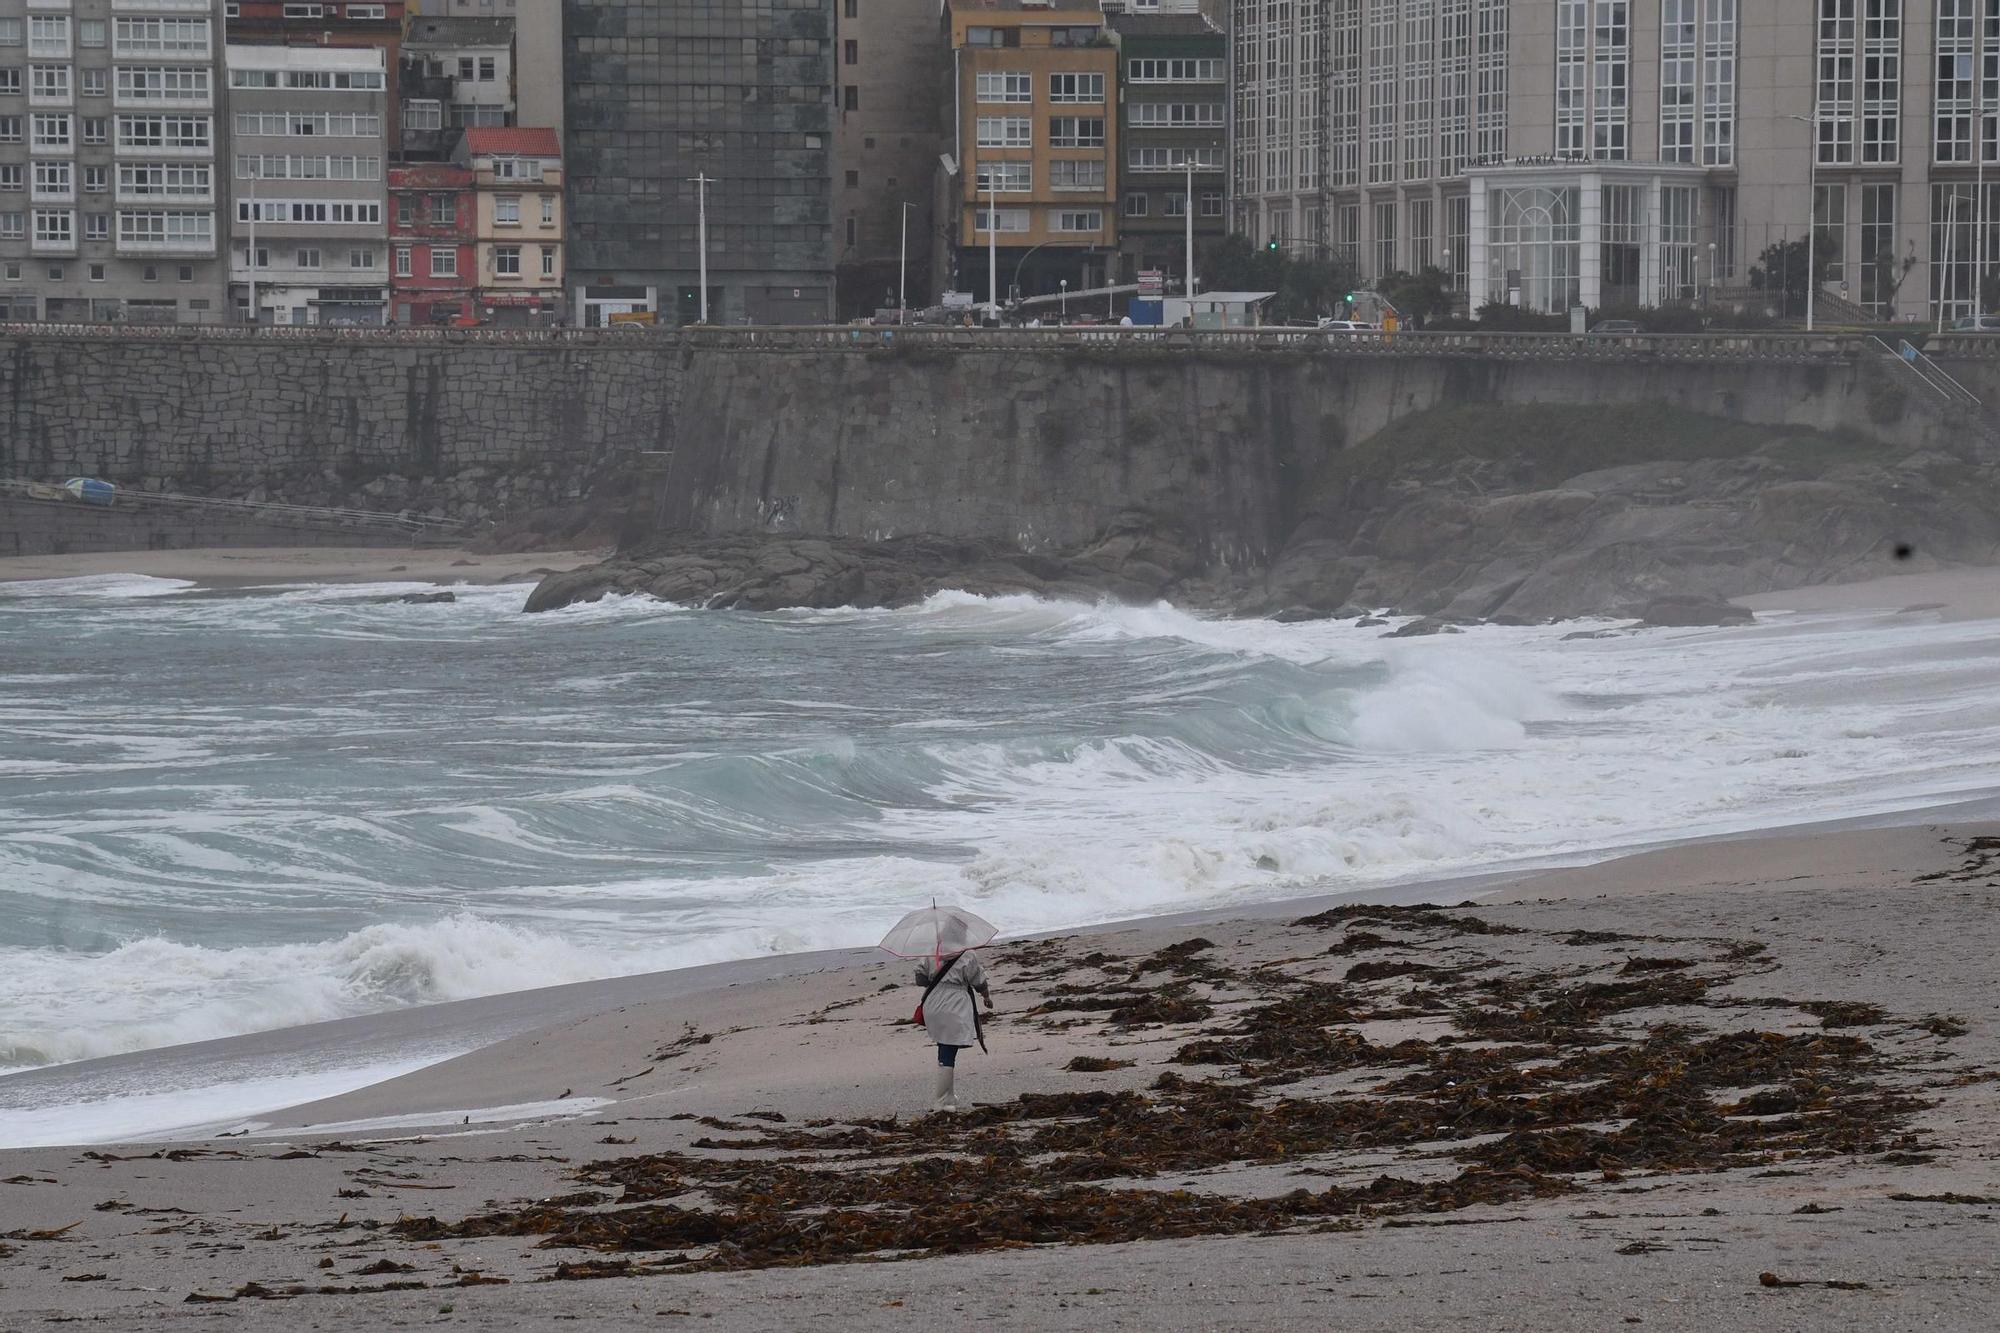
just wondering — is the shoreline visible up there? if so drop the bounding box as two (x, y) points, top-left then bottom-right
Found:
(0, 544), (608, 588)
(7, 789), (2000, 1152)
(3, 819), (1999, 1329)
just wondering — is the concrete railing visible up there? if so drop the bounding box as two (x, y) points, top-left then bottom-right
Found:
(0, 320), (1872, 362)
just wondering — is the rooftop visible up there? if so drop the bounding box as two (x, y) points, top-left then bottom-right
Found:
(950, 0), (1107, 14)
(1109, 12), (1223, 36)
(463, 127), (562, 159)
(225, 44), (386, 73)
(405, 17), (515, 51)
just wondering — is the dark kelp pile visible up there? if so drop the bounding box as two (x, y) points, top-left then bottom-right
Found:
(391, 907), (1947, 1277)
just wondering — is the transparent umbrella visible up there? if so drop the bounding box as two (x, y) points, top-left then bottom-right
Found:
(878, 903), (998, 964)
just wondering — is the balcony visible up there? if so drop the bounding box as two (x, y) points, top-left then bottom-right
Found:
(28, 89), (74, 110)
(113, 92), (213, 112)
(31, 184), (74, 204)
(115, 184), (211, 205)
(116, 236), (214, 256)
(31, 236), (78, 255)
(26, 0), (72, 11)
(110, 0), (212, 10)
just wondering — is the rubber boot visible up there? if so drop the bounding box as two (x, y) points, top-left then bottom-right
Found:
(932, 1065), (958, 1112)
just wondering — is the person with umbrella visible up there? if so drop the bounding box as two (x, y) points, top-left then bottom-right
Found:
(881, 904), (997, 1112)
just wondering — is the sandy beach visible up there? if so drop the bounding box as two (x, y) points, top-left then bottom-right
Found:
(5, 559), (2000, 1329)
(0, 545), (608, 588)
(1, 821), (1998, 1331)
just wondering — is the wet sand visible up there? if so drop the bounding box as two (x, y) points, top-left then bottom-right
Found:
(0, 546), (606, 587)
(3, 823), (1999, 1331)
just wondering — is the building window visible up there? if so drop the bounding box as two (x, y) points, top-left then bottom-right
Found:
(964, 27), (1020, 48)
(1130, 103), (1223, 128)
(0, 19), (19, 47)
(28, 16), (70, 58)
(430, 194), (456, 225)
(33, 162), (71, 201)
(83, 213), (107, 241)
(1048, 73), (1105, 103)
(1591, 0), (1630, 159)
(1048, 160), (1105, 190)
(1702, 0), (1737, 166)
(1053, 210), (1102, 232)
(1447, 192), (1471, 286)
(495, 194), (521, 225)
(844, 86), (858, 111)
(1367, 0), (1398, 183)
(429, 248), (455, 277)
(844, 215), (857, 246)
(1860, 181), (1898, 314)
(296, 248), (321, 269)
(0, 71), (18, 97)
(845, 0), (857, 15)
(1404, 0), (1436, 180)
(1163, 192), (1186, 218)
(975, 71), (1031, 103)
(395, 246), (412, 276)
(541, 195), (555, 225)
(33, 209), (73, 246)
(1556, 0), (1586, 154)
(81, 117), (106, 146)
(80, 68), (107, 98)
(404, 100), (443, 131)
(32, 114), (73, 151)
(0, 219), (17, 244)
(1127, 148), (1222, 172)
(0, 117), (18, 144)
(495, 245), (521, 276)
(178, 266), (193, 282)
(0, 166), (19, 193)
(540, 246), (555, 278)
(88, 263), (105, 282)
(1127, 58), (1223, 82)
(1200, 189), (1223, 217)
(975, 116), (1031, 147)
(350, 249), (375, 270)
(1410, 196), (1435, 271)
(1124, 192), (1148, 217)
(845, 169), (859, 188)
(31, 65), (72, 102)
(1661, 0), (1697, 162)
(1657, 184), (1700, 304)
(1373, 199), (1397, 277)
(478, 57), (496, 82)
(46, 265), (63, 281)
(79, 19), (107, 48)
(972, 207), (1029, 232)
(83, 165), (107, 194)
(973, 161), (1031, 192)
(844, 39), (857, 65)
(1936, 0), (1982, 166)
(1047, 116), (1104, 147)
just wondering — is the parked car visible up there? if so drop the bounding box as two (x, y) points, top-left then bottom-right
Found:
(1589, 319), (1643, 335)
(1316, 319), (1380, 333)
(1950, 315), (2000, 332)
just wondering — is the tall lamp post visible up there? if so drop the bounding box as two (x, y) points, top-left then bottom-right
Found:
(1183, 156), (1196, 302)
(689, 171), (712, 324)
(898, 200), (915, 323)
(986, 176), (1000, 325)
(1789, 113), (1818, 332)
(245, 159), (259, 325)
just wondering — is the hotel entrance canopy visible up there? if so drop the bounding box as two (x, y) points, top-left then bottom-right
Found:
(1465, 158), (1719, 313)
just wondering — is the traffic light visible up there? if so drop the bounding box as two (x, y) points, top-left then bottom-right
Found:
(1266, 239), (1280, 252)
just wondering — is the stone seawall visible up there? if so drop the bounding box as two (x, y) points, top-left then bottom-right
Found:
(0, 330), (1966, 565)
(0, 335), (675, 523)
(0, 496), (441, 559)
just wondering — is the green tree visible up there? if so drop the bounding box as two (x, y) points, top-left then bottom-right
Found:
(1748, 237), (1835, 313)
(1375, 267), (1455, 327)
(1198, 235), (1359, 323)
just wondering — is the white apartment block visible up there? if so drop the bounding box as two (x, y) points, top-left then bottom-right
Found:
(0, 0), (227, 325)
(226, 43), (389, 324)
(1235, 1), (2000, 323)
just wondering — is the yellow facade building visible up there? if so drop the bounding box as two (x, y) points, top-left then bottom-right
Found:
(454, 127), (566, 327)
(948, 0), (1118, 309)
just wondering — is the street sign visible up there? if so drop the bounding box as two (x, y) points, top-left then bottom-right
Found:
(1139, 269), (1165, 298)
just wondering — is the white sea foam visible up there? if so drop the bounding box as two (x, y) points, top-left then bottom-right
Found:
(7, 585), (2000, 1093)
(0, 573), (196, 599)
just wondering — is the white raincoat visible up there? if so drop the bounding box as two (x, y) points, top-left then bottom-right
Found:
(917, 950), (989, 1049)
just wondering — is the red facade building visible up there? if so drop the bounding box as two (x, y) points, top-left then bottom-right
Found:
(388, 164), (476, 325)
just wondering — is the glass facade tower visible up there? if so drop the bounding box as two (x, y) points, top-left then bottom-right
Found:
(563, 0), (835, 326)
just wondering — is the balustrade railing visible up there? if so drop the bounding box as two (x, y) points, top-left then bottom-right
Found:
(0, 321), (1873, 361)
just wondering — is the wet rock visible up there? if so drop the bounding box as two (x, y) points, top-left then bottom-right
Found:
(1636, 595), (1754, 627)
(1384, 616), (1467, 638)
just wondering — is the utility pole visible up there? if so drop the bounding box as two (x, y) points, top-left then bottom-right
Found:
(987, 177), (999, 325)
(899, 201), (913, 322)
(690, 172), (712, 324)
(246, 160), (258, 325)
(1184, 156), (1196, 301)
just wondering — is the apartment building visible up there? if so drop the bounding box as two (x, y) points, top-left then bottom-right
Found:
(454, 123), (558, 324)
(227, 1), (406, 148)
(1244, 2), (2000, 325)
(387, 158), (471, 322)
(0, 0), (228, 325)
(399, 14), (510, 159)
(947, 0), (1119, 308)
(226, 42), (389, 324)
(833, 0), (947, 316)
(1111, 9), (1225, 286)
(406, 0), (560, 141)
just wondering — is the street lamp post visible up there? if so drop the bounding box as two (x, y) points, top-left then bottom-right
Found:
(1706, 240), (1717, 305)
(689, 171), (712, 324)
(898, 200), (915, 323)
(1183, 157), (1196, 301)
(1789, 113), (1817, 333)
(1940, 191), (1967, 335)
(986, 177), (999, 325)
(245, 160), (258, 325)
(1059, 278), (1067, 322)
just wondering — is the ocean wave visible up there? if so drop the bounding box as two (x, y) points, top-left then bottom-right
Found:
(0, 574), (196, 600)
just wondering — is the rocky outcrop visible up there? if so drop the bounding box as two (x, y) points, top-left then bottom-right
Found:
(529, 404), (2000, 623)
